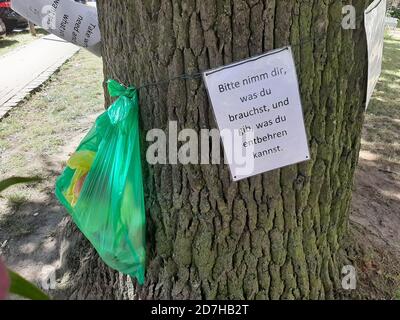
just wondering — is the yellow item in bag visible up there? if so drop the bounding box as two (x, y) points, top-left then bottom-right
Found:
(64, 150), (96, 206)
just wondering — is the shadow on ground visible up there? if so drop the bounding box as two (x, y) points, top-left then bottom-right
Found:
(347, 36), (400, 300)
(0, 39), (18, 49)
(0, 153), (67, 289)
(0, 28), (48, 55)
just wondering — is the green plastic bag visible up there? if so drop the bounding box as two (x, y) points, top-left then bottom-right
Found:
(55, 80), (146, 284)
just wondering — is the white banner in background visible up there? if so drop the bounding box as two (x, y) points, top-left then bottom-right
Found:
(364, 0), (386, 108)
(11, 0), (101, 56)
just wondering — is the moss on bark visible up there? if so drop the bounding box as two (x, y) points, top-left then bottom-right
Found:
(74, 0), (373, 300)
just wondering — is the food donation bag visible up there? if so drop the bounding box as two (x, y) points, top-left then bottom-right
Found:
(55, 80), (146, 284)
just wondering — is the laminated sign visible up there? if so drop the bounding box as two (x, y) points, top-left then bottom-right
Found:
(11, 0), (101, 56)
(203, 47), (310, 181)
(364, 0), (386, 108)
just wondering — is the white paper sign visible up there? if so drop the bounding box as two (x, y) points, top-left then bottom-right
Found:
(11, 0), (101, 56)
(203, 47), (310, 181)
(364, 0), (386, 108)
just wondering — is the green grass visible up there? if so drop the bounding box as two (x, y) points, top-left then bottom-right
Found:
(0, 50), (104, 172)
(0, 28), (47, 57)
(0, 50), (104, 210)
(7, 192), (28, 209)
(361, 37), (400, 167)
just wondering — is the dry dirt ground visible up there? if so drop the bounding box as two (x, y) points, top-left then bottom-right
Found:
(0, 37), (399, 299)
(347, 33), (400, 299)
(0, 50), (104, 294)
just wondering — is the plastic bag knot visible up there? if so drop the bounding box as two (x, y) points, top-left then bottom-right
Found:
(106, 79), (138, 125)
(107, 79), (137, 99)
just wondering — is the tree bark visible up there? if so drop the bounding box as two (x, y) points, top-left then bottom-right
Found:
(62, 0), (371, 300)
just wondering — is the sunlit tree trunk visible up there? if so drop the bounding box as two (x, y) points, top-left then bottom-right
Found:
(59, 0), (371, 300)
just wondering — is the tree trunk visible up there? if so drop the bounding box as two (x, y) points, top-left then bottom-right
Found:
(61, 0), (371, 300)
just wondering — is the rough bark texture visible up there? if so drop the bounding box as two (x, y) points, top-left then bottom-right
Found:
(61, 0), (372, 300)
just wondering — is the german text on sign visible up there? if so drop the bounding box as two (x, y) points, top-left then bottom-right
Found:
(203, 47), (310, 181)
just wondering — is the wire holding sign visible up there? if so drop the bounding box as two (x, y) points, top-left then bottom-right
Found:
(203, 47), (310, 181)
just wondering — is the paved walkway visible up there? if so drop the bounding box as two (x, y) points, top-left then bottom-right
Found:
(0, 34), (79, 119)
